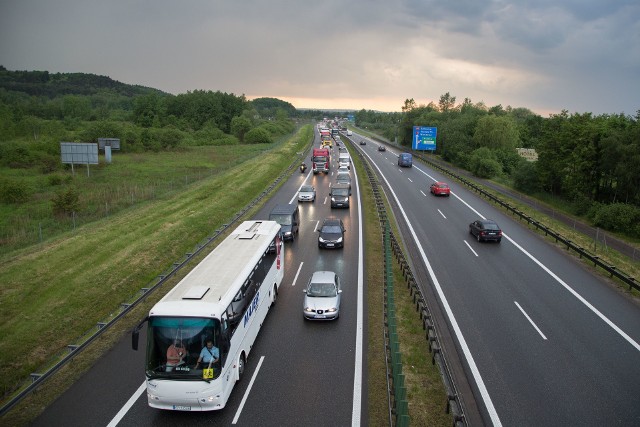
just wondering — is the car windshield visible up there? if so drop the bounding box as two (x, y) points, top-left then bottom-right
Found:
(300, 186), (314, 192)
(332, 189), (349, 196)
(308, 282), (337, 297)
(270, 214), (292, 225)
(321, 225), (342, 233)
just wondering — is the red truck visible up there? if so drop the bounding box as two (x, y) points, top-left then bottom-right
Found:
(312, 147), (330, 174)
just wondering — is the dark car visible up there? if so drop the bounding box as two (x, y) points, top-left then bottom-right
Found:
(318, 218), (346, 248)
(430, 181), (450, 196)
(378, 145), (386, 151)
(469, 219), (502, 243)
(359, 140), (366, 145)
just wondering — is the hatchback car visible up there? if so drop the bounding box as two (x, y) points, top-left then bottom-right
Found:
(469, 219), (502, 243)
(303, 271), (342, 320)
(359, 140), (366, 145)
(318, 218), (346, 248)
(298, 185), (316, 202)
(430, 181), (450, 196)
(336, 171), (351, 194)
(378, 145), (386, 152)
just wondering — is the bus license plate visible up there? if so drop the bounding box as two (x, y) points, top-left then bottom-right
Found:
(174, 405), (191, 411)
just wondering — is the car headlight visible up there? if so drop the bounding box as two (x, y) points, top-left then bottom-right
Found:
(285, 231), (292, 236)
(331, 197), (336, 202)
(319, 237), (325, 242)
(336, 237), (343, 243)
(326, 307), (337, 312)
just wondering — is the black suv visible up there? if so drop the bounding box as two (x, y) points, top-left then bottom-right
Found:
(318, 218), (346, 248)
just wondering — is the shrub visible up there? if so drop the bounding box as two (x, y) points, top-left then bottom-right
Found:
(245, 128), (273, 144)
(592, 203), (640, 237)
(0, 178), (31, 203)
(51, 186), (80, 215)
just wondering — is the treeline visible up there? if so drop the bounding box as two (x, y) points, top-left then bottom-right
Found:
(355, 94), (640, 237)
(0, 68), (302, 164)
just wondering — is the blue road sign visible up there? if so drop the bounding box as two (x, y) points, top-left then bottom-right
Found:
(412, 126), (437, 151)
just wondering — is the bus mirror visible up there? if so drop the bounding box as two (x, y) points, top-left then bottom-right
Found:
(131, 316), (148, 351)
(132, 329), (139, 351)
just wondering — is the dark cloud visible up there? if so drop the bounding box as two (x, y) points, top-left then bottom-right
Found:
(0, 0), (637, 115)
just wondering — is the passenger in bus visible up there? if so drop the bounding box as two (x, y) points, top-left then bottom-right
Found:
(165, 339), (187, 372)
(195, 339), (219, 368)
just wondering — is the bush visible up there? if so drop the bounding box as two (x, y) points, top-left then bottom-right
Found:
(512, 161), (541, 193)
(469, 148), (501, 178)
(245, 127), (273, 144)
(0, 178), (31, 203)
(592, 203), (640, 237)
(51, 186), (80, 215)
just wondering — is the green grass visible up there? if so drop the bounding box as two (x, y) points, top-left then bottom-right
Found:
(0, 143), (279, 254)
(0, 126), (313, 409)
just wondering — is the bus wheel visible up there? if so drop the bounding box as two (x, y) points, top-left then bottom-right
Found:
(238, 353), (246, 381)
(272, 285), (278, 306)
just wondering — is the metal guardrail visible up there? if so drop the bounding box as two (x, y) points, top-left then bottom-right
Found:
(355, 142), (466, 426)
(0, 141), (312, 417)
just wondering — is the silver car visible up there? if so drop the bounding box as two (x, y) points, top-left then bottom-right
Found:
(303, 271), (342, 320)
(298, 185), (316, 202)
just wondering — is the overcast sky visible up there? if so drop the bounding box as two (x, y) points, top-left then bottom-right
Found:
(1, 0), (638, 116)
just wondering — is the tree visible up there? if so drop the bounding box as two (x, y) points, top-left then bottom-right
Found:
(439, 92), (456, 112)
(245, 127), (272, 144)
(230, 116), (252, 142)
(473, 115), (519, 150)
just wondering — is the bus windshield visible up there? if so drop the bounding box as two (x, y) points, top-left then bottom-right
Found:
(146, 316), (223, 380)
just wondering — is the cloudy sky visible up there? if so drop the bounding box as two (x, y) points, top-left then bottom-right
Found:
(1, 0), (638, 116)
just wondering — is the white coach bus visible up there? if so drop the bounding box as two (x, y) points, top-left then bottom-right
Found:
(132, 220), (284, 411)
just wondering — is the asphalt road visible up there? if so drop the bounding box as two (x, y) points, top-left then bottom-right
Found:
(32, 132), (364, 426)
(351, 132), (640, 426)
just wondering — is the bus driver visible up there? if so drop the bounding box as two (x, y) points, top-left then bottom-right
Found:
(195, 339), (219, 369)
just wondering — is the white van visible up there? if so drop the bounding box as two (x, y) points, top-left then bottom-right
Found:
(338, 152), (351, 170)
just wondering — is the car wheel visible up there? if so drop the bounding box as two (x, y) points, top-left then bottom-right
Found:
(238, 353), (246, 381)
(497, 238), (502, 243)
(477, 233), (482, 242)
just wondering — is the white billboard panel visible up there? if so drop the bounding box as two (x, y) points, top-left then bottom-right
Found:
(60, 142), (99, 165)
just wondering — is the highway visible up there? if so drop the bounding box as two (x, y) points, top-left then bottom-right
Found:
(31, 128), (640, 426)
(32, 130), (364, 426)
(348, 131), (640, 426)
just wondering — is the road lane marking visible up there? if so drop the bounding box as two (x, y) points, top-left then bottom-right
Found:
(408, 178), (413, 183)
(420, 190), (427, 197)
(464, 241), (479, 257)
(515, 301), (547, 340)
(292, 262), (303, 286)
(438, 209), (446, 219)
(351, 154), (364, 426)
(107, 381), (146, 427)
(232, 356), (265, 424)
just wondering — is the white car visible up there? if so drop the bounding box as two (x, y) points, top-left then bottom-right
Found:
(303, 271), (342, 320)
(298, 185), (316, 202)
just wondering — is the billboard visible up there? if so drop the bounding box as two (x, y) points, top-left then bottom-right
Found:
(98, 138), (120, 151)
(412, 126), (437, 151)
(60, 142), (99, 165)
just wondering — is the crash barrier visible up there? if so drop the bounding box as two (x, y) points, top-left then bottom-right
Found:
(357, 144), (466, 426)
(0, 143), (312, 417)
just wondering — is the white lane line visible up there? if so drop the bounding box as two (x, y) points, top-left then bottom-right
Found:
(361, 149), (503, 426)
(515, 301), (548, 340)
(314, 220), (320, 232)
(351, 160), (364, 426)
(464, 241), (479, 257)
(408, 178), (413, 183)
(420, 190), (427, 197)
(232, 356), (265, 424)
(107, 381), (146, 427)
(438, 209), (446, 219)
(323, 196), (328, 205)
(292, 262), (304, 287)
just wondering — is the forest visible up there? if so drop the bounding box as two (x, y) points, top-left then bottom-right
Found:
(1, 67), (639, 240)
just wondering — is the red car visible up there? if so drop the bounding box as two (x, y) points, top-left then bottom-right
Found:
(430, 181), (450, 196)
